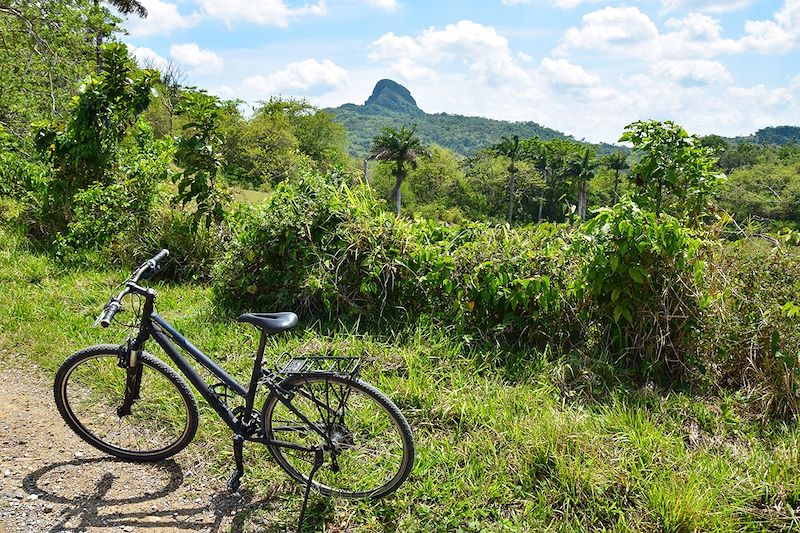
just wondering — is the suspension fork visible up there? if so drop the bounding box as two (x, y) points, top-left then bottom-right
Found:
(118, 291), (156, 417)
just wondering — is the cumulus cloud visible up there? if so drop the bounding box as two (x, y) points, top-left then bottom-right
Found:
(129, 45), (168, 70)
(170, 43), (224, 75)
(196, 0), (326, 27)
(363, 0), (400, 10)
(388, 58), (437, 81)
(502, 0), (598, 7)
(660, 0), (755, 14)
(370, 20), (528, 83)
(540, 58), (599, 86)
(125, 0), (200, 36)
(652, 60), (733, 85)
(243, 58), (348, 95)
(557, 1), (800, 58)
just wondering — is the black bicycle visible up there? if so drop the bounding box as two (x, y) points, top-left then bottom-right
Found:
(53, 250), (414, 526)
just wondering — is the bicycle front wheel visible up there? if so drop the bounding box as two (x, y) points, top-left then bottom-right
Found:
(262, 374), (414, 499)
(54, 344), (199, 462)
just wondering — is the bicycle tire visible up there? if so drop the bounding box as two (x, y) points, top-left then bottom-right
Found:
(54, 344), (199, 462)
(262, 373), (414, 499)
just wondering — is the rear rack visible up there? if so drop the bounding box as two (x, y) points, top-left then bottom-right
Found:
(271, 352), (361, 379)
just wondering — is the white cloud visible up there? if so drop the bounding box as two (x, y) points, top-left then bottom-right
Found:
(243, 58), (348, 95)
(197, 0), (326, 27)
(364, 0), (400, 10)
(370, 20), (528, 83)
(557, 1), (800, 58)
(388, 58), (436, 81)
(129, 45), (168, 70)
(558, 7), (659, 54)
(502, 0), (598, 7)
(652, 60), (733, 85)
(660, 0), (754, 13)
(170, 43), (224, 75)
(540, 58), (599, 86)
(125, 0), (200, 36)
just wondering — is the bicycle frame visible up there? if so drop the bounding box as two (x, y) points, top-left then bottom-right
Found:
(124, 283), (329, 453)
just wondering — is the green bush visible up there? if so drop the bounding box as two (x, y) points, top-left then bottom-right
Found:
(213, 172), (580, 348)
(53, 124), (173, 257)
(701, 237), (800, 420)
(572, 198), (705, 379)
(114, 205), (222, 281)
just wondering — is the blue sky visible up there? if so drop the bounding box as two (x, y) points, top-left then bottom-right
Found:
(122, 0), (800, 143)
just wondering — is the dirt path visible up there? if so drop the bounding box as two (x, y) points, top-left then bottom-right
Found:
(0, 364), (300, 533)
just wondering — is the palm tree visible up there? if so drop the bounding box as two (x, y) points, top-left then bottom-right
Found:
(604, 150), (629, 205)
(491, 135), (521, 224)
(369, 125), (425, 215)
(567, 147), (600, 220)
(94, 0), (148, 68)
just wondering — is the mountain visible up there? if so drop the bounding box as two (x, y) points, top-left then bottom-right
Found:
(739, 126), (800, 145)
(328, 79), (614, 157)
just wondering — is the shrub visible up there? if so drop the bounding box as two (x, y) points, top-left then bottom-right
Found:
(52, 124), (173, 257)
(572, 197), (705, 379)
(213, 172), (580, 349)
(701, 237), (800, 420)
(114, 206), (222, 281)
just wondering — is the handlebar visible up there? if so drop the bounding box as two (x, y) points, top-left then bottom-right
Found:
(95, 249), (169, 328)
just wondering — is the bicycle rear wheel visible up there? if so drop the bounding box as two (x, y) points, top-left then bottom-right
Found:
(54, 344), (198, 462)
(262, 373), (414, 499)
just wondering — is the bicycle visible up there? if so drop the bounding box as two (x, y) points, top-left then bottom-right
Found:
(53, 250), (415, 529)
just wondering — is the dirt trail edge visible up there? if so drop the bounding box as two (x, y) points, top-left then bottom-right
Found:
(0, 364), (262, 533)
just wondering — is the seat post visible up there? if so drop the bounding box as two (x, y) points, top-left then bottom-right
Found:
(243, 329), (269, 418)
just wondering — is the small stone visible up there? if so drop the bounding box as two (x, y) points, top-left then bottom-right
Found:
(27, 494), (39, 500)
(74, 451), (84, 458)
(43, 504), (55, 513)
(2, 470), (10, 477)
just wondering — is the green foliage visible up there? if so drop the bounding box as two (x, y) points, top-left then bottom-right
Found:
(57, 124), (173, 254)
(754, 126), (800, 145)
(572, 197), (705, 377)
(701, 237), (800, 420)
(0, 0), (95, 143)
(620, 120), (725, 222)
(173, 89), (232, 229)
(213, 172), (579, 349)
(718, 160), (800, 224)
(32, 42), (157, 235)
(370, 124), (426, 214)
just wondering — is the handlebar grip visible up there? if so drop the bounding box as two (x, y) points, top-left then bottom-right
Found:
(151, 249), (169, 266)
(98, 301), (121, 328)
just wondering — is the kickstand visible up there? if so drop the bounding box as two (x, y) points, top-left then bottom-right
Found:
(227, 434), (245, 493)
(297, 447), (324, 533)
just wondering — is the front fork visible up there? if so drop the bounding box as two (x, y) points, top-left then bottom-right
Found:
(117, 340), (143, 417)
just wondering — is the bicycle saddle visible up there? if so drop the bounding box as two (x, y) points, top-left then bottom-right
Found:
(237, 312), (298, 334)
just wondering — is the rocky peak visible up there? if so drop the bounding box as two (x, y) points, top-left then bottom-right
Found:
(364, 79), (420, 113)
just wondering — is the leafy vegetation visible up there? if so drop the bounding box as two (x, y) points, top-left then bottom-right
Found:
(1, 5), (800, 531)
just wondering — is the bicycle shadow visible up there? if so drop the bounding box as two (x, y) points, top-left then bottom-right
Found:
(20, 456), (324, 532)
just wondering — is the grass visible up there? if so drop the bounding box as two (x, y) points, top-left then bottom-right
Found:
(2, 227), (800, 532)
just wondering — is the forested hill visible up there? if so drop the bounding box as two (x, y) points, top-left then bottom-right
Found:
(328, 79), (581, 156)
(730, 126), (800, 145)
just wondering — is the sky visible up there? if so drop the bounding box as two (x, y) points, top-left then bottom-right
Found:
(122, 0), (800, 143)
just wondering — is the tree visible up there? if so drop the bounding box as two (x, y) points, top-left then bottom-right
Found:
(620, 120), (725, 222)
(92, 0), (147, 68)
(173, 89), (231, 229)
(603, 150), (629, 205)
(33, 43), (157, 235)
(0, 1), (96, 143)
(369, 125), (425, 215)
(566, 146), (600, 220)
(491, 135), (520, 224)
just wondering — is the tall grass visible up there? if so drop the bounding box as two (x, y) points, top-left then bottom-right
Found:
(2, 227), (800, 531)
